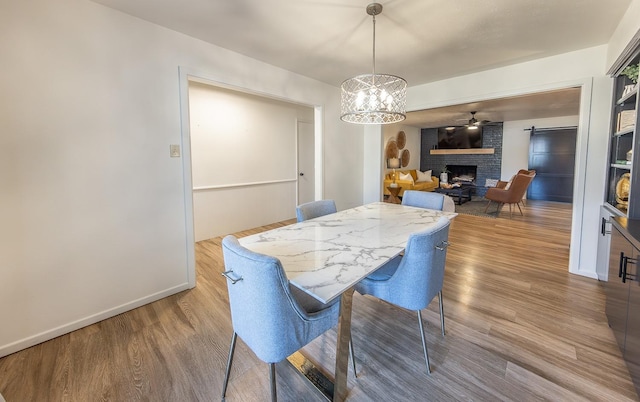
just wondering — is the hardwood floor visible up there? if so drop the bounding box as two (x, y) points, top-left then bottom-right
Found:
(1, 200), (637, 401)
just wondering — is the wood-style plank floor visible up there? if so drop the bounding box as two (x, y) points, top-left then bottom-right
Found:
(1, 200), (638, 401)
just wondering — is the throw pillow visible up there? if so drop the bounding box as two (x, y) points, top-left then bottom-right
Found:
(416, 170), (433, 182)
(504, 175), (516, 189)
(505, 180), (512, 190)
(399, 172), (414, 183)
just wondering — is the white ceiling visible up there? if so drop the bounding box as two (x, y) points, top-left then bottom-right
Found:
(403, 87), (583, 128)
(92, 0), (630, 127)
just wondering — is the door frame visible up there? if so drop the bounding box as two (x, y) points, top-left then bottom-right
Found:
(177, 66), (324, 287)
(401, 77), (596, 278)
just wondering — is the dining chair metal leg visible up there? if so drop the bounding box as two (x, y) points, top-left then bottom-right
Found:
(417, 310), (431, 375)
(221, 332), (238, 402)
(349, 335), (357, 378)
(269, 363), (277, 402)
(438, 291), (445, 337)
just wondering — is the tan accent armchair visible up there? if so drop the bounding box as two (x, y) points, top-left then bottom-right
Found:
(495, 169), (536, 208)
(484, 170), (536, 218)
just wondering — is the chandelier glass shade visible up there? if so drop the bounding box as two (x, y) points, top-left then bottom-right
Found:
(341, 73), (407, 124)
(340, 3), (407, 125)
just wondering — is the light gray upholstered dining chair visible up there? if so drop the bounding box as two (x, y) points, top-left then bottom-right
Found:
(354, 216), (451, 375)
(220, 235), (342, 402)
(401, 190), (455, 212)
(296, 199), (337, 222)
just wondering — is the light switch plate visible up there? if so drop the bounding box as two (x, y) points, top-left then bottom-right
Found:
(170, 144), (180, 157)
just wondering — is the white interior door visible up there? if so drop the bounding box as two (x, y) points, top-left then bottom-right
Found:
(297, 121), (314, 204)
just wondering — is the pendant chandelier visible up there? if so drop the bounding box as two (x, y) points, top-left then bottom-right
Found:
(340, 3), (407, 125)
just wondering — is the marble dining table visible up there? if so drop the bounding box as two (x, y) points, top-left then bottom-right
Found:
(238, 201), (457, 401)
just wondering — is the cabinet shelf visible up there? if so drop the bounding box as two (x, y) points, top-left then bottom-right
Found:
(606, 57), (640, 220)
(604, 202), (627, 217)
(614, 126), (635, 136)
(612, 163), (632, 169)
(617, 85), (638, 105)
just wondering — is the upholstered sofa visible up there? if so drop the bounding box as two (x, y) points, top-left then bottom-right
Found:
(383, 169), (439, 197)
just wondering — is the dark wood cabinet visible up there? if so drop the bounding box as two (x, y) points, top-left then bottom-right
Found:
(607, 225), (635, 351)
(598, 51), (640, 280)
(627, 266), (640, 389)
(607, 218), (640, 396)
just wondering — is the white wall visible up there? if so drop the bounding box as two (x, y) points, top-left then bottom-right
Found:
(502, 116), (580, 181)
(0, 0), (361, 357)
(365, 45), (613, 279)
(362, 125), (384, 204)
(189, 82), (314, 241)
(382, 124), (422, 172)
(376, 123), (423, 198)
(607, 0), (640, 70)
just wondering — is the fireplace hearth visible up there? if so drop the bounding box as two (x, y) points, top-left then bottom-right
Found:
(447, 165), (477, 184)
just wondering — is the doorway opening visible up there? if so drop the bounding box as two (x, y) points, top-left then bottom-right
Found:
(186, 81), (315, 242)
(400, 81), (591, 277)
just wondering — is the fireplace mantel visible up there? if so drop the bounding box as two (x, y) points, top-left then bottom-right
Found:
(430, 148), (495, 155)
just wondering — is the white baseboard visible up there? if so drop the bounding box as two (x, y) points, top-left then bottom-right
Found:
(0, 282), (193, 358)
(570, 269), (599, 280)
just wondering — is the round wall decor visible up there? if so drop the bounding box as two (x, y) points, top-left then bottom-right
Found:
(401, 149), (410, 167)
(385, 140), (399, 159)
(396, 130), (406, 149)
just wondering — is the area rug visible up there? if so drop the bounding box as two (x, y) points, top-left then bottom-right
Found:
(454, 199), (500, 218)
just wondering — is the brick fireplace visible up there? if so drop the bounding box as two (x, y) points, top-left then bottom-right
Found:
(420, 124), (503, 197)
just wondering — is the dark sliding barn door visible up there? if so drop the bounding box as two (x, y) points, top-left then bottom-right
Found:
(528, 127), (577, 203)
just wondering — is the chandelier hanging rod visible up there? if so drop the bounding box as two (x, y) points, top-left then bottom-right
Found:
(368, 3), (381, 77)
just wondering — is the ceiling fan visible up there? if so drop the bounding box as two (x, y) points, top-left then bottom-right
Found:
(466, 111), (491, 128)
(457, 111), (490, 128)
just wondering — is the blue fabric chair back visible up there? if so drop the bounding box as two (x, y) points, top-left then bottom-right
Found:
(356, 217), (450, 311)
(296, 200), (337, 222)
(221, 235), (339, 363)
(402, 190), (446, 210)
